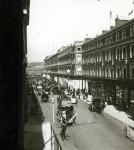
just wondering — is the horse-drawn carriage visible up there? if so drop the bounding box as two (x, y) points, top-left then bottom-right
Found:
(56, 94), (77, 125)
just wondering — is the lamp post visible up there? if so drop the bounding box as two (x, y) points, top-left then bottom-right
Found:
(51, 98), (55, 124)
(51, 97), (55, 150)
(67, 69), (71, 91)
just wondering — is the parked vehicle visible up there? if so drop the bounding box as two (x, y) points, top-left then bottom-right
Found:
(88, 97), (103, 113)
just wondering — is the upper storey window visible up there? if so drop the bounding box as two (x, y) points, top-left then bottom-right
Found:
(115, 32), (120, 41)
(130, 25), (134, 36)
(100, 39), (104, 47)
(115, 47), (120, 60)
(130, 43), (134, 58)
(121, 46), (127, 59)
(132, 68), (134, 78)
(105, 37), (109, 45)
(109, 35), (113, 44)
(77, 48), (80, 52)
(97, 40), (101, 48)
(122, 29), (126, 39)
(88, 44), (91, 50)
(94, 41), (97, 48)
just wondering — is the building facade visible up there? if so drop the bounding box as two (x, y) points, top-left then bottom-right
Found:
(0, 0), (30, 149)
(44, 17), (134, 114)
(44, 41), (83, 89)
(82, 17), (134, 112)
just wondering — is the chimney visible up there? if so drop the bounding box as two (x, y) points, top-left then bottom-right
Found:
(115, 17), (129, 27)
(102, 30), (109, 34)
(84, 38), (92, 43)
(110, 26), (115, 30)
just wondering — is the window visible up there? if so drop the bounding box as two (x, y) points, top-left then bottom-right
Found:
(88, 57), (90, 63)
(116, 32), (120, 41)
(94, 41), (97, 48)
(100, 39), (104, 47)
(91, 69), (93, 76)
(124, 68), (127, 79)
(122, 29), (126, 39)
(105, 37), (108, 45)
(132, 68), (134, 78)
(77, 48), (80, 51)
(116, 69), (118, 78)
(105, 69), (108, 77)
(93, 55), (96, 63)
(99, 53), (102, 62)
(97, 53), (101, 62)
(130, 25), (134, 36)
(99, 69), (102, 77)
(107, 69), (109, 77)
(109, 35), (113, 44)
(111, 69), (114, 78)
(101, 69), (104, 77)
(117, 68), (120, 78)
(97, 53), (99, 62)
(97, 40), (100, 48)
(105, 51), (108, 61)
(130, 44), (134, 58)
(77, 56), (81, 62)
(115, 48), (120, 60)
(109, 69), (111, 78)
(122, 46), (127, 59)
(97, 69), (98, 76)
(108, 51), (112, 61)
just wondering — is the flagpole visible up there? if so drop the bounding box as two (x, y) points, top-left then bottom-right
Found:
(110, 10), (112, 29)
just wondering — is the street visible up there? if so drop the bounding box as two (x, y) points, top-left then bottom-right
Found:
(38, 93), (134, 150)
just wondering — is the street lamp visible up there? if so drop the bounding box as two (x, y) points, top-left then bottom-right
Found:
(67, 69), (71, 91)
(51, 98), (55, 124)
(51, 97), (55, 150)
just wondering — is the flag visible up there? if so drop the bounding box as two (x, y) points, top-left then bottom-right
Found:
(110, 11), (112, 19)
(128, 9), (133, 16)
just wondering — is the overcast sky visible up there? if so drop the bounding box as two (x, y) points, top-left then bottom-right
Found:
(27, 0), (134, 62)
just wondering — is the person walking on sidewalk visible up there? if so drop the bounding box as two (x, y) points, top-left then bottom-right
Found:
(60, 117), (67, 141)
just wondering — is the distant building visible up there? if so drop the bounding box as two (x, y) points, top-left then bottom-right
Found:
(27, 62), (43, 76)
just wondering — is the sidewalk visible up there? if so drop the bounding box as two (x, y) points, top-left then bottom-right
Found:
(79, 96), (134, 141)
(24, 93), (44, 150)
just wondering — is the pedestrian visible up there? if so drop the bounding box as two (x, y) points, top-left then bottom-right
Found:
(60, 117), (67, 141)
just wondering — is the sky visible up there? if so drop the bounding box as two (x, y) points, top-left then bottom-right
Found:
(27, 0), (134, 62)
